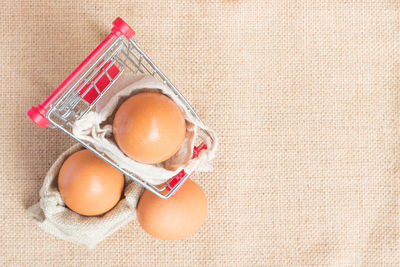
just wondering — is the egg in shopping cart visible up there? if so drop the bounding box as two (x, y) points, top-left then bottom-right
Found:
(58, 149), (124, 216)
(113, 92), (186, 164)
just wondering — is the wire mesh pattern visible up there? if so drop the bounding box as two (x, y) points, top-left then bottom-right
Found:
(44, 36), (208, 198)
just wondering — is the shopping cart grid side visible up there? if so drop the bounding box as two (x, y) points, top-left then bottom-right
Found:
(27, 17), (212, 198)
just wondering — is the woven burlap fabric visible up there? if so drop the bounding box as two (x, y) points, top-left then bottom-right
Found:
(27, 144), (143, 249)
(1, 1), (399, 266)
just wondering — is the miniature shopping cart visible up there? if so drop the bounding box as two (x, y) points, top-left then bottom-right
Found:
(27, 17), (213, 199)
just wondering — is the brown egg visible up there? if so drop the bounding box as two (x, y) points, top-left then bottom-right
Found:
(137, 179), (207, 240)
(58, 149), (124, 216)
(113, 92), (186, 164)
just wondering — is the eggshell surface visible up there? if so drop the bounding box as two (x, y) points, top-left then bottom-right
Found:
(137, 179), (207, 240)
(58, 149), (124, 216)
(113, 92), (186, 164)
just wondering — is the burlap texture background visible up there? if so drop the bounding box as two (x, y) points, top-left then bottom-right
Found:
(1, 1), (399, 266)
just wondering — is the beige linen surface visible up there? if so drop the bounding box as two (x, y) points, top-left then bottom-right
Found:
(1, 1), (399, 266)
(28, 144), (143, 249)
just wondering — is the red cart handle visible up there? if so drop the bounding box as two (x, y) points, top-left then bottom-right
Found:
(27, 17), (135, 128)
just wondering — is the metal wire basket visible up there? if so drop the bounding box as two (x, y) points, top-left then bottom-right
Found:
(27, 17), (213, 198)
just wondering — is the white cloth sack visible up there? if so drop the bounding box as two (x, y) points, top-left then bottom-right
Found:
(72, 74), (217, 185)
(28, 144), (143, 249)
